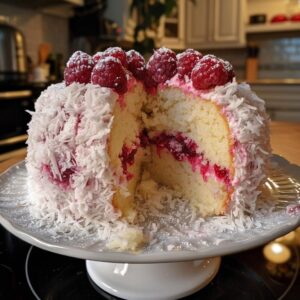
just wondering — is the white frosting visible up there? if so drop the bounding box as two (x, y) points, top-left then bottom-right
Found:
(164, 76), (270, 227)
(26, 82), (122, 230)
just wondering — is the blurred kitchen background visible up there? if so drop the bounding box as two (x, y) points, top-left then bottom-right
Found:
(0, 0), (300, 155)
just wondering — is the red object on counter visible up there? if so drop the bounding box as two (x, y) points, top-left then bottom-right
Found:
(271, 14), (288, 23)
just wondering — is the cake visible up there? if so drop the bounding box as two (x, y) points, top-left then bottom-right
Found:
(26, 47), (270, 250)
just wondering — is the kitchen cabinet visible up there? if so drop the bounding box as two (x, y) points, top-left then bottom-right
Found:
(160, 0), (246, 49)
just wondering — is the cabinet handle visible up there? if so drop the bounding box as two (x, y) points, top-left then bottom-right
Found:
(0, 134), (28, 146)
(0, 90), (32, 100)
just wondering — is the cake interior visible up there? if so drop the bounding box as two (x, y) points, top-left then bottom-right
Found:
(111, 84), (235, 219)
(108, 82), (145, 221)
(143, 87), (234, 216)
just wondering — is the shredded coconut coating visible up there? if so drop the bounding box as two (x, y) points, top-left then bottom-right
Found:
(26, 83), (122, 228)
(25, 74), (271, 249)
(164, 76), (271, 227)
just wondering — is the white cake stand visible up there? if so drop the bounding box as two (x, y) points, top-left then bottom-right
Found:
(86, 258), (221, 300)
(0, 156), (300, 300)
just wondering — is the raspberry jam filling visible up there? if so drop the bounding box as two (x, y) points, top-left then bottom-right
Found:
(139, 129), (150, 148)
(119, 130), (231, 187)
(151, 132), (231, 188)
(119, 144), (138, 181)
(119, 130), (149, 181)
(42, 163), (76, 190)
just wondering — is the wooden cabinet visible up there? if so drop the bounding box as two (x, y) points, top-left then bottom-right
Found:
(160, 0), (246, 49)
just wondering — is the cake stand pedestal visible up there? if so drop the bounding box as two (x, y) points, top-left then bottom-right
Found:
(86, 257), (221, 300)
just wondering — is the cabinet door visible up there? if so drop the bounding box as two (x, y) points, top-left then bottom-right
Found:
(186, 0), (210, 46)
(160, 0), (186, 49)
(213, 0), (245, 45)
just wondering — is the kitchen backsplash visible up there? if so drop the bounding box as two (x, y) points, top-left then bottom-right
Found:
(257, 37), (300, 79)
(203, 35), (300, 80)
(0, 3), (69, 65)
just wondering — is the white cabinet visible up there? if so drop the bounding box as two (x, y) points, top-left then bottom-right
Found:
(213, 0), (245, 45)
(159, 0), (186, 49)
(160, 0), (246, 49)
(186, 0), (210, 46)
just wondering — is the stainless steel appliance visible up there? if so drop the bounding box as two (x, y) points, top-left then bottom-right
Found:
(0, 19), (27, 82)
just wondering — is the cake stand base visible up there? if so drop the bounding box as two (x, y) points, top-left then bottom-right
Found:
(86, 257), (221, 300)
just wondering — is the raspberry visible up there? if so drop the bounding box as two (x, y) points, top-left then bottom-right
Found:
(221, 59), (235, 82)
(143, 69), (158, 92)
(177, 49), (203, 79)
(146, 47), (177, 84)
(64, 51), (94, 86)
(92, 51), (103, 64)
(191, 55), (233, 90)
(126, 50), (146, 80)
(93, 47), (127, 67)
(91, 57), (128, 94)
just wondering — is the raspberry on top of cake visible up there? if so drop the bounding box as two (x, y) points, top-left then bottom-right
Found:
(26, 47), (270, 251)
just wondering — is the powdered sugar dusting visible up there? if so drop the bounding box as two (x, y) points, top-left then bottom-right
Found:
(94, 56), (123, 70)
(147, 48), (177, 84)
(66, 51), (94, 69)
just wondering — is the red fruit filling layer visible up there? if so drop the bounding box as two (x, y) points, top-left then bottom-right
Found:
(139, 129), (150, 148)
(119, 144), (138, 181)
(119, 131), (150, 181)
(42, 163), (76, 190)
(150, 132), (232, 188)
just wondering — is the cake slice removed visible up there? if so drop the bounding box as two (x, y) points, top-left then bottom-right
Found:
(143, 86), (233, 216)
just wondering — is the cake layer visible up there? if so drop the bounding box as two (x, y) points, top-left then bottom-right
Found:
(150, 132), (231, 188)
(143, 86), (234, 215)
(148, 150), (229, 216)
(146, 131), (232, 216)
(143, 86), (233, 172)
(108, 81), (146, 221)
(164, 77), (270, 217)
